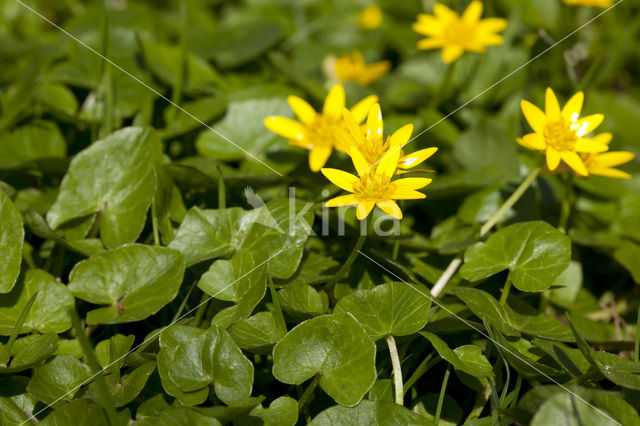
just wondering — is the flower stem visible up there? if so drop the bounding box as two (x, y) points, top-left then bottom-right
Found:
(298, 375), (320, 414)
(326, 230), (367, 290)
(499, 272), (512, 306)
(167, 0), (188, 124)
(635, 305), (640, 363)
(558, 175), (574, 234)
(268, 265), (287, 334)
(71, 308), (118, 426)
(434, 365), (451, 426)
(4, 293), (37, 359)
(100, 0), (114, 137)
(386, 335), (404, 406)
(431, 167), (540, 298)
(430, 61), (457, 109)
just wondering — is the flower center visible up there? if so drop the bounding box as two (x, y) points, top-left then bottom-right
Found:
(443, 20), (477, 47)
(353, 172), (391, 201)
(306, 116), (341, 149)
(543, 118), (578, 151)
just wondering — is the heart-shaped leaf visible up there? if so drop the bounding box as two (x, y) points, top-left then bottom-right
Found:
(309, 400), (430, 425)
(47, 127), (162, 249)
(0, 189), (23, 293)
(272, 313), (376, 407)
(68, 244), (184, 324)
(27, 355), (90, 406)
(460, 221), (571, 292)
(335, 282), (432, 340)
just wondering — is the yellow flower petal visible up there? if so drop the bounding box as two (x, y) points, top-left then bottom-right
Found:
(356, 200), (375, 220)
(441, 45), (464, 63)
(287, 96), (317, 125)
(351, 95), (379, 123)
(417, 38), (445, 50)
(376, 147), (401, 178)
(349, 147), (370, 176)
(309, 147), (332, 172)
(589, 168), (631, 179)
(264, 116), (305, 141)
(520, 100), (547, 133)
(517, 133), (546, 150)
(321, 168), (359, 192)
(323, 84), (345, 118)
(591, 132), (613, 145)
(561, 91), (584, 121)
(366, 103), (383, 140)
(478, 18), (508, 33)
(398, 147), (438, 169)
(572, 114), (604, 137)
(462, 1), (483, 23)
(591, 151), (635, 167)
(342, 108), (367, 145)
(545, 88), (561, 120)
(561, 151), (588, 176)
(326, 194), (359, 207)
(390, 177), (432, 191)
(391, 189), (427, 200)
(546, 147), (561, 171)
(433, 3), (457, 21)
(377, 200), (403, 219)
(389, 124), (414, 147)
(574, 139), (608, 153)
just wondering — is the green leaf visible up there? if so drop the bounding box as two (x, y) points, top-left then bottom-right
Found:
(68, 244), (185, 324)
(27, 355), (89, 406)
(47, 127), (162, 248)
(138, 407), (221, 426)
(171, 199), (314, 278)
(228, 311), (286, 354)
(86, 361), (156, 408)
(195, 98), (292, 161)
(614, 240), (640, 284)
(235, 396), (298, 426)
(420, 332), (493, 389)
(454, 287), (520, 337)
(206, 19), (282, 69)
(0, 270), (74, 335)
(334, 282), (432, 341)
(0, 189), (23, 293)
(531, 393), (620, 426)
(309, 400), (430, 425)
(95, 334), (135, 374)
(0, 121), (66, 169)
(161, 97), (227, 139)
(0, 333), (58, 372)
(411, 394), (464, 426)
(279, 284), (329, 321)
(532, 339), (590, 378)
(272, 313), (376, 407)
(200, 251), (267, 327)
(460, 221), (571, 292)
(39, 400), (108, 426)
(547, 260), (583, 307)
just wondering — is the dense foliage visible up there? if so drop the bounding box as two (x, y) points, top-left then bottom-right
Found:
(0, 0), (639, 425)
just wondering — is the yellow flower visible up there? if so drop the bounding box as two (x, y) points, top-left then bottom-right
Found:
(321, 147), (432, 220)
(581, 133), (635, 179)
(563, 0), (614, 7)
(326, 51), (391, 86)
(264, 84), (378, 172)
(333, 103), (437, 174)
(518, 88), (609, 176)
(412, 1), (507, 64)
(358, 4), (383, 30)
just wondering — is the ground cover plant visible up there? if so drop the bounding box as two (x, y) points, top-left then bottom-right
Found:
(1, 0), (640, 424)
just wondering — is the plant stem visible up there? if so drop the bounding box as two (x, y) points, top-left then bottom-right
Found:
(298, 375), (320, 413)
(167, 0), (188, 124)
(71, 309), (118, 426)
(5, 293), (38, 358)
(558, 175), (574, 234)
(499, 272), (512, 306)
(171, 279), (198, 323)
(431, 168), (540, 298)
(325, 231), (367, 290)
(403, 352), (437, 395)
(268, 266), (287, 334)
(386, 335), (404, 405)
(434, 365), (451, 426)
(217, 165), (226, 209)
(430, 61), (457, 109)
(193, 292), (210, 328)
(100, 0), (113, 137)
(151, 199), (160, 245)
(635, 305), (640, 363)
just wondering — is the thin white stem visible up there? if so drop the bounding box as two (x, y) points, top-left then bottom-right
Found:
(387, 335), (403, 406)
